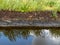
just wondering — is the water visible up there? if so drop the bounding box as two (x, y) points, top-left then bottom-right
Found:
(0, 28), (60, 45)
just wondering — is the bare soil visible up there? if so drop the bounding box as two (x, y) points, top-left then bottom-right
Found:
(0, 10), (60, 22)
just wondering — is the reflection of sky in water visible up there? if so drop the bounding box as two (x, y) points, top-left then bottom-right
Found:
(33, 29), (60, 45)
(0, 29), (60, 45)
(0, 32), (34, 45)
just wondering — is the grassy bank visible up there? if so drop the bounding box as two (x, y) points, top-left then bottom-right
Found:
(0, 0), (60, 12)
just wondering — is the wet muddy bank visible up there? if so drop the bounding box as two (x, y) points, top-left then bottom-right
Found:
(0, 26), (60, 30)
(0, 10), (60, 27)
(0, 20), (60, 27)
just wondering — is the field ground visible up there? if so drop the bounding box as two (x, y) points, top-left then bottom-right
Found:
(0, 10), (60, 21)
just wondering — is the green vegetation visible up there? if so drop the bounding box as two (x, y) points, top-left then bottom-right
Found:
(52, 11), (57, 18)
(0, 0), (60, 12)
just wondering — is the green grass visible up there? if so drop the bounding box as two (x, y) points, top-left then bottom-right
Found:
(0, 0), (60, 12)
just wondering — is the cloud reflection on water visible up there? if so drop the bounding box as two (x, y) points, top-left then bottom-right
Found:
(32, 29), (60, 45)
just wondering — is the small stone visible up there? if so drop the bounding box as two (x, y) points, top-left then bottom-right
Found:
(29, 16), (33, 18)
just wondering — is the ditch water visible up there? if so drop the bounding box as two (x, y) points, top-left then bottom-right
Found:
(0, 28), (60, 45)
